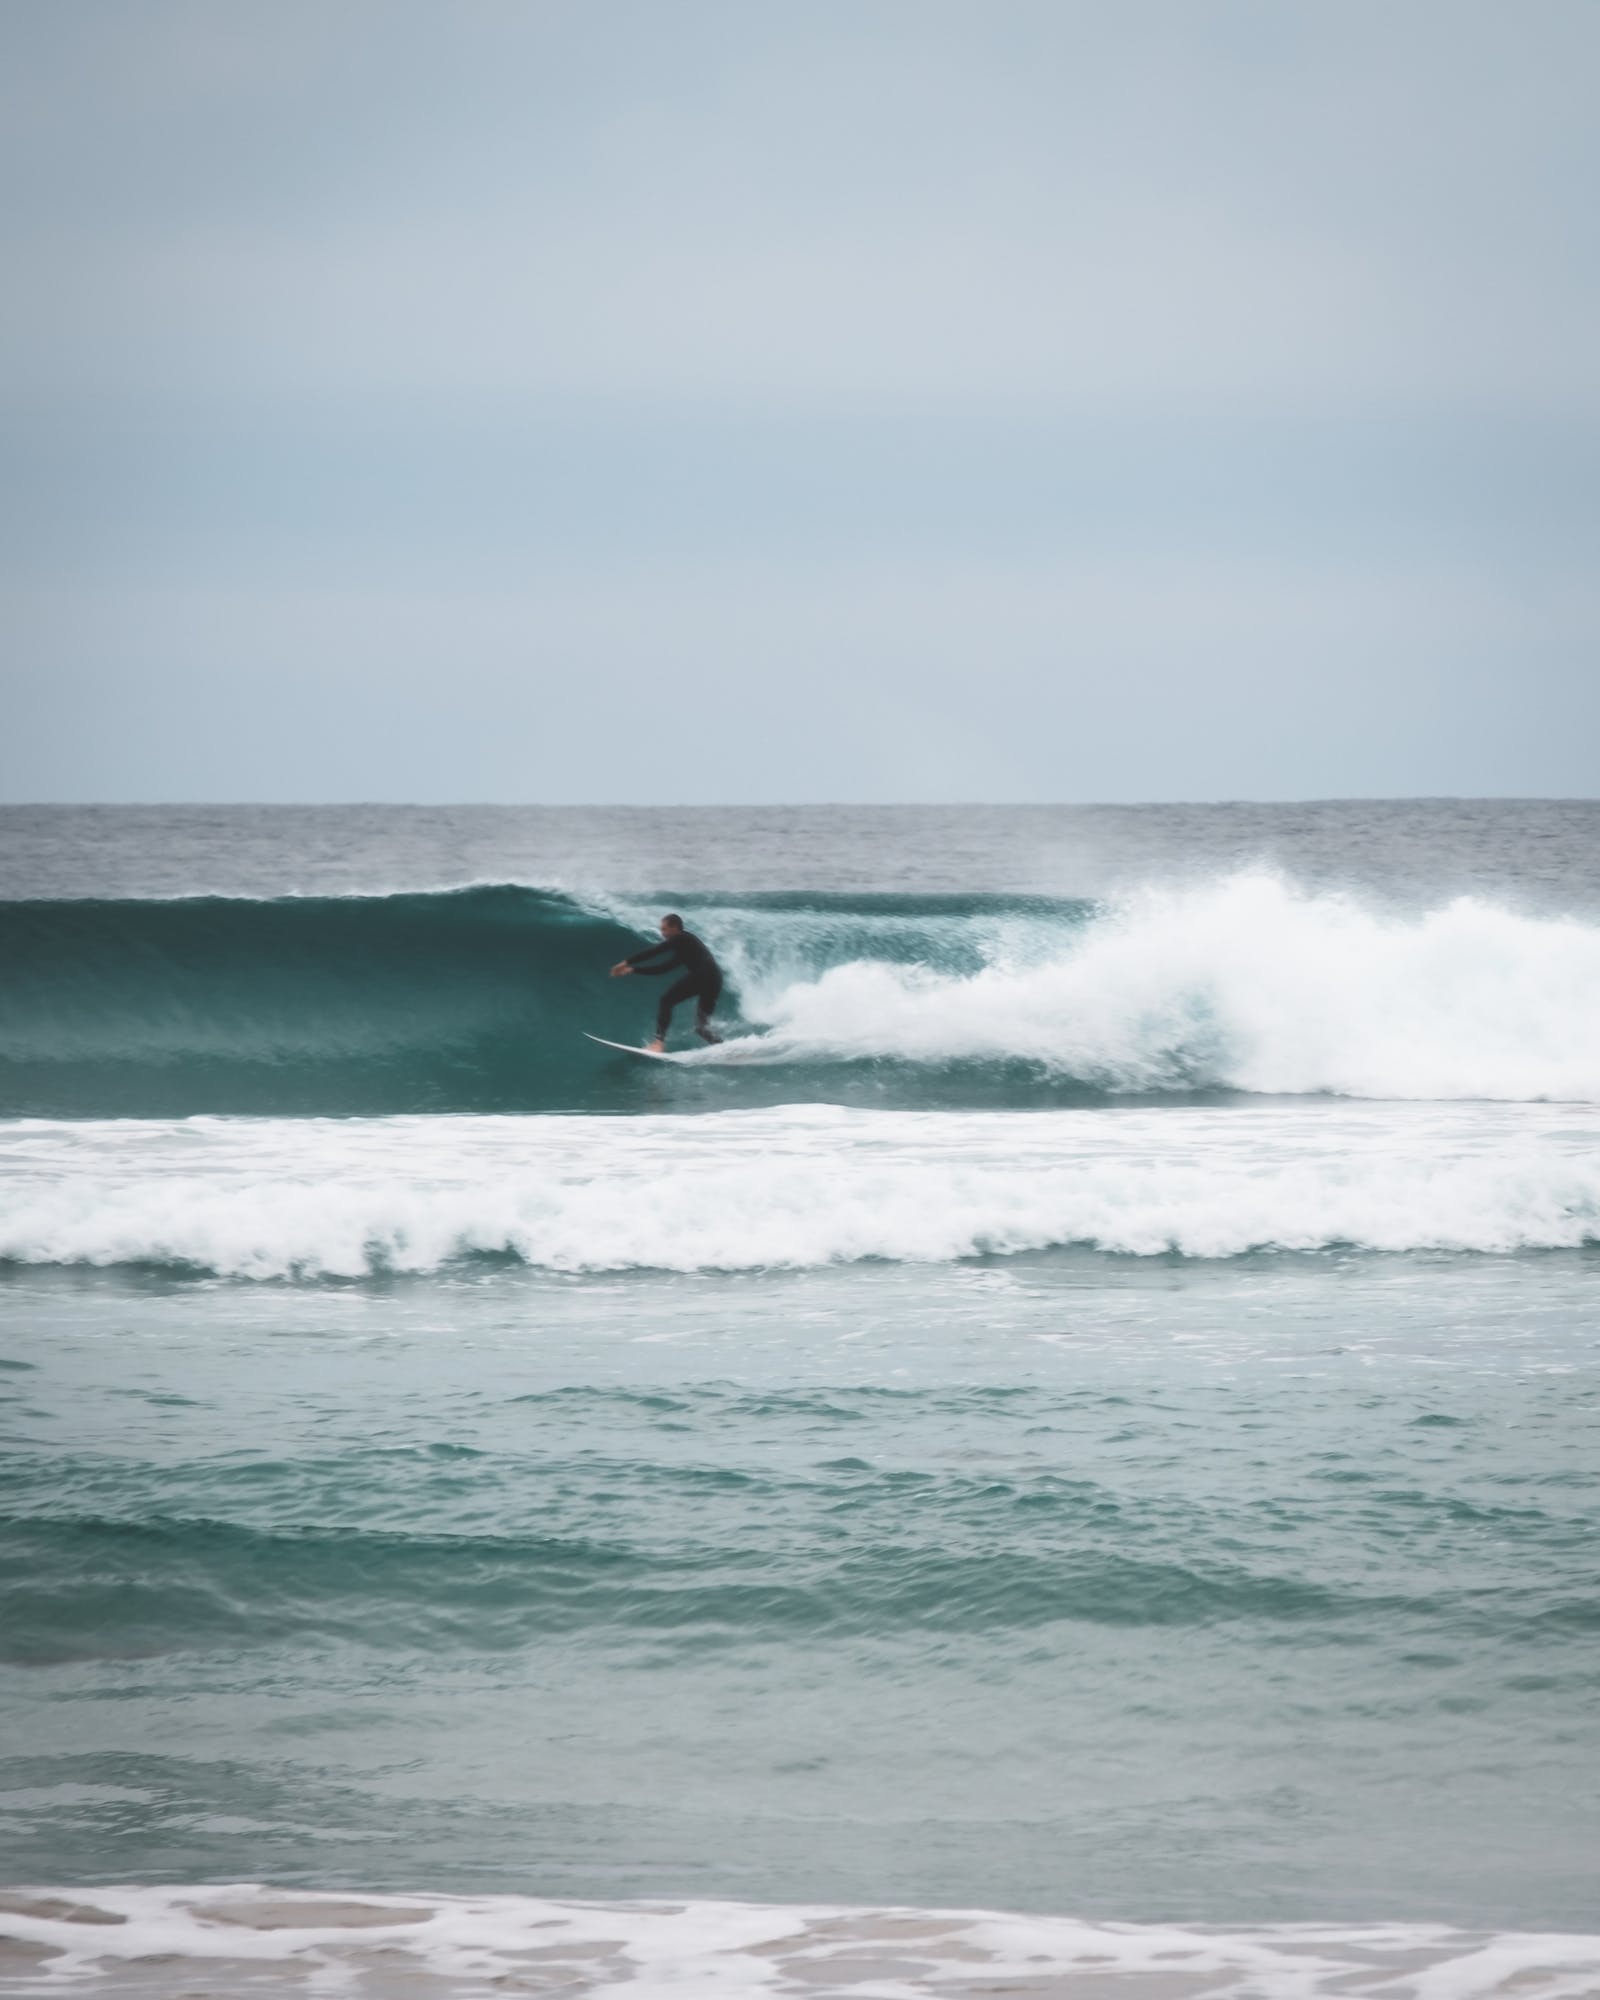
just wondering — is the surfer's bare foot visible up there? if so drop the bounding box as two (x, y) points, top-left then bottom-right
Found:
(696, 1026), (723, 1044)
(645, 1039), (666, 1054)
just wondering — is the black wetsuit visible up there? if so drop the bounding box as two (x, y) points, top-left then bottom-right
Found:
(625, 931), (724, 1042)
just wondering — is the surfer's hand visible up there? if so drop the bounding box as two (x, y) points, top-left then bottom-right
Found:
(609, 962), (632, 977)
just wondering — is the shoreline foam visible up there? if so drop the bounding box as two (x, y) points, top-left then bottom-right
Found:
(5, 1886), (1600, 1998)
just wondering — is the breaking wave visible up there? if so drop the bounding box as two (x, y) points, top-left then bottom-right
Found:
(1, 874), (1597, 1116)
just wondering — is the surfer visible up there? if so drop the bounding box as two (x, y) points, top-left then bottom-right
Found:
(609, 915), (724, 1052)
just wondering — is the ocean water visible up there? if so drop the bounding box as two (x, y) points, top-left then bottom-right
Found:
(2, 801), (1598, 1998)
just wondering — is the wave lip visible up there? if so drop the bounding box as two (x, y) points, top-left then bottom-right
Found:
(2, 1104), (1596, 1278)
(2, 1886), (1597, 1997)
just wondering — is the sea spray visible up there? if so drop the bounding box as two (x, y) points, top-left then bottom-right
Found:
(743, 873), (1600, 1101)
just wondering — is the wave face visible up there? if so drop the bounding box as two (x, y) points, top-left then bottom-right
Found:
(3, 1104), (1596, 1277)
(2, 874), (1599, 1117)
(0, 885), (635, 1117)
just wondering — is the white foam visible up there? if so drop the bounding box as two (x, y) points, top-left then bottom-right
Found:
(719, 874), (1600, 1103)
(1, 1102), (1596, 1278)
(2, 1884), (1598, 1996)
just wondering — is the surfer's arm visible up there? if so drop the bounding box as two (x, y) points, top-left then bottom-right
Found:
(620, 942), (680, 976)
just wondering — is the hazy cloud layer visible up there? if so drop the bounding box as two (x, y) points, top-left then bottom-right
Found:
(4, 1), (1597, 801)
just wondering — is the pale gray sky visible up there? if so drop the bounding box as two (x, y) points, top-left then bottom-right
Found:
(4, 0), (1597, 801)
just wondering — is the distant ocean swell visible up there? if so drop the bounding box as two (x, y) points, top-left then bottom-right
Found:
(2, 1105), (1597, 1276)
(0, 1513), (1418, 1662)
(3, 873), (1599, 1117)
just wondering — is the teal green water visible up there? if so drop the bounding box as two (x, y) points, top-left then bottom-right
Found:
(4, 1253), (1598, 1925)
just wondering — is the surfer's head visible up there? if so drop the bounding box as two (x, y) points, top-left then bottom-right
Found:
(659, 913), (684, 938)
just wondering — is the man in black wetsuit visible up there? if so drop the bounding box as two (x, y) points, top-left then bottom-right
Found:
(609, 914), (723, 1052)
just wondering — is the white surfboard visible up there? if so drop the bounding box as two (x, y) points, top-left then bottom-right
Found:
(583, 1032), (775, 1065)
(584, 1032), (685, 1061)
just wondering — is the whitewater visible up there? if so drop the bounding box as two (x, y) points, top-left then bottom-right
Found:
(727, 874), (1600, 1101)
(5, 1102), (1599, 1277)
(3, 802), (1599, 1998)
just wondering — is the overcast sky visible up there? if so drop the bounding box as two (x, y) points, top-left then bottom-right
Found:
(4, 0), (1597, 802)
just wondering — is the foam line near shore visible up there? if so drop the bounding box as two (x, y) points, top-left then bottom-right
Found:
(3, 1886), (1599, 1997)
